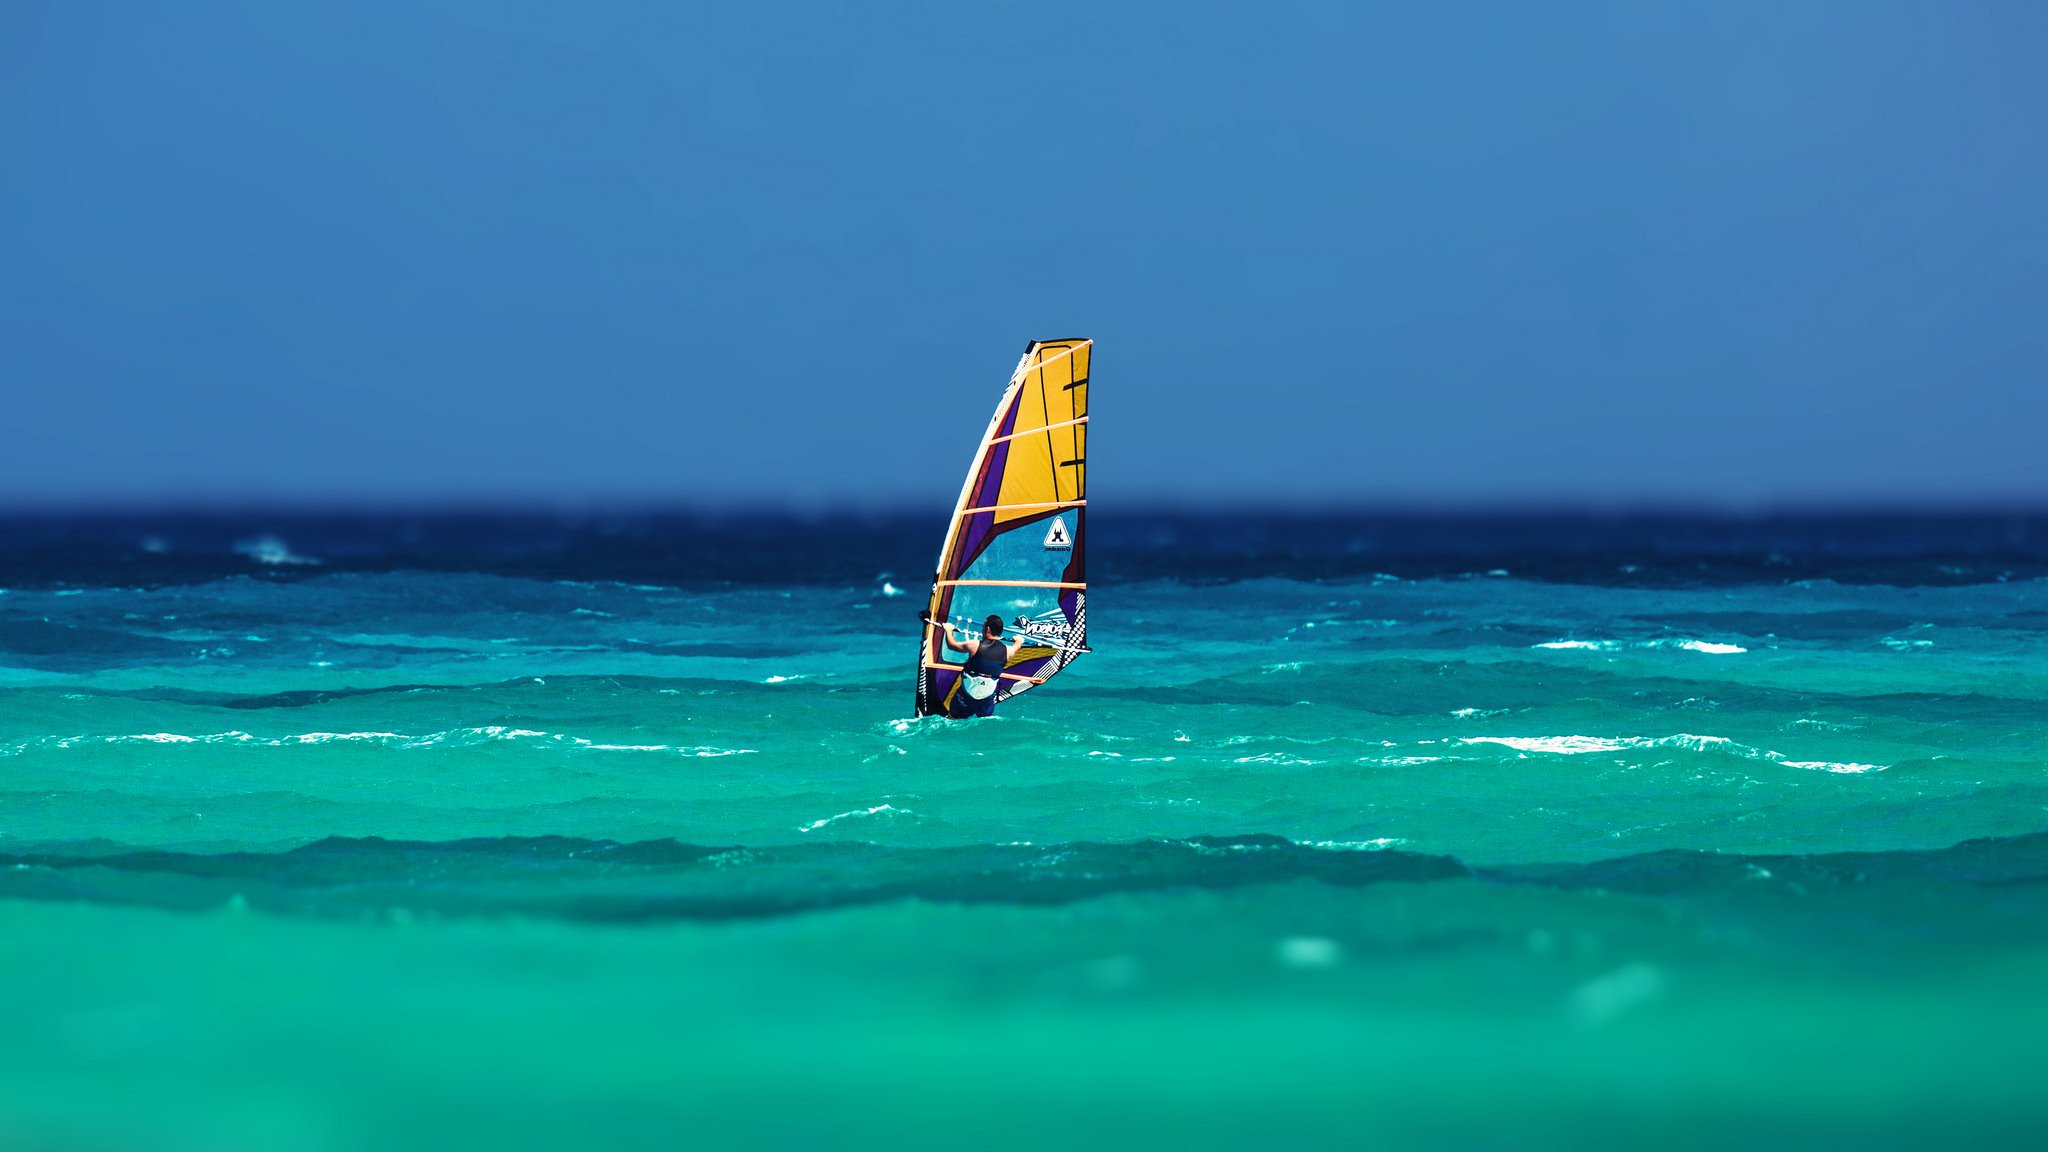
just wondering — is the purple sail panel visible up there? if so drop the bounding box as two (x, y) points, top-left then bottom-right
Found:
(1063, 507), (1086, 590)
(929, 666), (960, 709)
(949, 412), (1019, 577)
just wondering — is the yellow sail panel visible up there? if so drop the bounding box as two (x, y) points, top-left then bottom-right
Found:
(994, 340), (1090, 525)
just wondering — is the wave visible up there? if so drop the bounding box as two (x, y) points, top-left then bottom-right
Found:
(63, 675), (747, 712)
(232, 535), (321, 566)
(2, 830), (2043, 926)
(0, 833), (1469, 922)
(1457, 733), (1885, 773)
(1533, 638), (1749, 654)
(798, 804), (918, 833)
(0, 727), (755, 757)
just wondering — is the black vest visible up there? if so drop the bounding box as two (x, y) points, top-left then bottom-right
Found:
(964, 637), (1008, 678)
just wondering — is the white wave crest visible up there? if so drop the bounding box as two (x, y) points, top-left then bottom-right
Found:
(1463, 735), (1643, 755)
(12, 727), (746, 757)
(233, 535), (321, 566)
(1535, 638), (1746, 654)
(36, 731), (258, 751)
(1778, 760), (1885, 774)
(881, 715), (966, 737)
(1460, 733), (1887, 773)
(798, 803), (916, 833)
(1231, 752), (1323, 767)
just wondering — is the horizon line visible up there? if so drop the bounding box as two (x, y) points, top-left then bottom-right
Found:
(3, 498), (2048, 519)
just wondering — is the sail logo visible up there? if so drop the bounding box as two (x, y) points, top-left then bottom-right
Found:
(1042, 516), (1073, 551)
(1011, 611), (1071, 646)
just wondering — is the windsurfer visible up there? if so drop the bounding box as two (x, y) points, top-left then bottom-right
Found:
(931, 613), (1014, 719)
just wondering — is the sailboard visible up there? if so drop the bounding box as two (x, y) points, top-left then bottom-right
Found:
(915, 339), (1091, 717)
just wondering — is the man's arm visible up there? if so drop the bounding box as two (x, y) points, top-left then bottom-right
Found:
(921, 610), (978, 658)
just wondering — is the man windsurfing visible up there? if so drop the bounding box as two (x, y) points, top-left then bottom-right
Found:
(924, 612), (1015, 719)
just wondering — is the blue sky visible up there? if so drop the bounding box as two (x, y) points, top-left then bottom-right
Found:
(3, 1), (2043, 508)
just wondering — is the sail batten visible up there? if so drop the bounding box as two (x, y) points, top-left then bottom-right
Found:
(988, 415), (1089, 445)
(956, 499), (1087, 516)
(937, 579), (1087, 589)
(915, 339), (1092, 717)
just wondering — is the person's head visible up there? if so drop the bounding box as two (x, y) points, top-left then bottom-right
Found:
(983, 615), (1004, 639)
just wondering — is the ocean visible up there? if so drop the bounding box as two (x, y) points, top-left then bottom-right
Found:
(3, 510), (2046, 1150)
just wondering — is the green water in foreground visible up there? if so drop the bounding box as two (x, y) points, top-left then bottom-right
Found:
(6, 888), (2046, 1150)
(3, 569), (2046, 1149)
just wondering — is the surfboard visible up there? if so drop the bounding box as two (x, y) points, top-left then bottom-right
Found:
(915, 339), (1092, 717)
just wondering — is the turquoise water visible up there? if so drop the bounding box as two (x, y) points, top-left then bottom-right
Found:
(3, 514), (2046, 1149)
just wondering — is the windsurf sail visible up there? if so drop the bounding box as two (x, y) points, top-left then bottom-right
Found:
(915, 339), (1091, 717)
